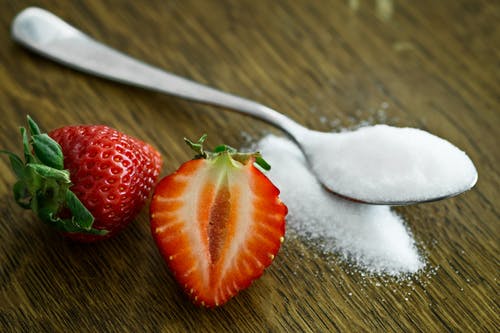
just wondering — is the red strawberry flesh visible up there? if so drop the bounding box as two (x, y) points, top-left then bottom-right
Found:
(151, 148), (286, 307)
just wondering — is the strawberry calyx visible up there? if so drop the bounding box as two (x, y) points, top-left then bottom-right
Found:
(1, 116), (106, 235)
(184, 134), (271, 171)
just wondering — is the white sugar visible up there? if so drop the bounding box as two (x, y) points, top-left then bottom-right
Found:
(257, 134), (425, 275)
(301, 125), (478, 203)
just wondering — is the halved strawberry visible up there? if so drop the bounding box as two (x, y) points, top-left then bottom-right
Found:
(150, 135), (287, 307)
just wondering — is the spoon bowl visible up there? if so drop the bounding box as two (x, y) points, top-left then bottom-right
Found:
(11, 7), (478, 205)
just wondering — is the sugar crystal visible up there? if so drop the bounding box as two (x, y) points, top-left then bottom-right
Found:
(257, 135), (425, 275)
(301, 125), (477, 203)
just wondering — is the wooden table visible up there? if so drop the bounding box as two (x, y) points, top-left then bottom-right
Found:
(0, 1), (497, 331)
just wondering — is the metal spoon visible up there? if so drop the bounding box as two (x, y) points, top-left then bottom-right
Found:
(10, 7), (478, 205)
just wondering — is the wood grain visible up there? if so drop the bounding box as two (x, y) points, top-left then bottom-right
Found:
(0, 0), (498, 332)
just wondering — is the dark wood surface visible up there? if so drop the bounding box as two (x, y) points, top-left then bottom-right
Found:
(0, 1), (498, 332)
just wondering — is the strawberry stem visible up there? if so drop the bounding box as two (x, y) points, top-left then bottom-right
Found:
(1, 116), (107, 236)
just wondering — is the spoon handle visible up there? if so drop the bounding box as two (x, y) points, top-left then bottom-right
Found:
(11, 7), (306, 137)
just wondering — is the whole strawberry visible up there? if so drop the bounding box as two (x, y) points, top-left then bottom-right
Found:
(1, 116), (162, 242)
(150, 135), (286, 307)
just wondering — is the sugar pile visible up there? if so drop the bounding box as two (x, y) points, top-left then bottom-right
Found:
(256, 134), (425, 275)
(301, 125), (478, 203)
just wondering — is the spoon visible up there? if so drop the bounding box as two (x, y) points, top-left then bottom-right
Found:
(10, 7), (478, 205)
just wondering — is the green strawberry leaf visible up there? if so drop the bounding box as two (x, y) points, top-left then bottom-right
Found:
(0, 150), (25, 180)
(27, 164), (70, 183)
(21, 127), (36, 164)
(27, 115), (42, 136)
(213, 145), (226, 153)
(1, 115), (107, 237)
(254, 156), (271, 171)
(65, 190), (95, 231)
(185, 134), (208, 158)
(31, 133), (64, 170)
(213, 145), (237, 154)
(38, 208), (106, 235)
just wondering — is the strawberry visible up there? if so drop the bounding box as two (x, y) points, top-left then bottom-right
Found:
(150, 135), (287, 307)
(1, 116), (162, 242)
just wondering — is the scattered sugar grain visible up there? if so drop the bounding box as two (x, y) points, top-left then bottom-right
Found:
(257, 134), (425, 276)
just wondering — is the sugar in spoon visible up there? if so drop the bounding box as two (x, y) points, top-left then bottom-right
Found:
(11, 7), (478, 205)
